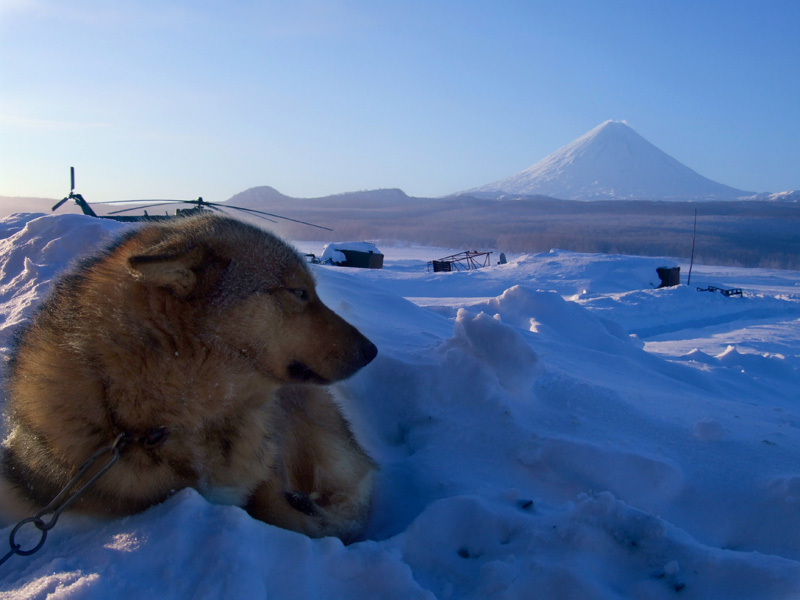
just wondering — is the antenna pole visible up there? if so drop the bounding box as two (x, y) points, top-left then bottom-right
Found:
(687, 208), (697, 286)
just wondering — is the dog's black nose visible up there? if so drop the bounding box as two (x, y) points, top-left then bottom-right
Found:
(361, 339), (378, 366)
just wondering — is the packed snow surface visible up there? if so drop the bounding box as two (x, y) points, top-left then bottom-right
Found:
(1, 214), (800, 599)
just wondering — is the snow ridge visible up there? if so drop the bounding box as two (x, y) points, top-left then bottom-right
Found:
(2, 214), (800, 598)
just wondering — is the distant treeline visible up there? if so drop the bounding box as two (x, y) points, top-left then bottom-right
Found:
(233, 195), (800, 270)
(4, 193), (796, 269)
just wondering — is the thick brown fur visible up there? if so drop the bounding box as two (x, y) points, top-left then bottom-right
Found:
(1, 214), (377, 541)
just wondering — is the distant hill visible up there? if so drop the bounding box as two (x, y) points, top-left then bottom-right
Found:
(0, 196), (58, 216)
(463, 120), (755, 201)
(228, 186), (411, 208)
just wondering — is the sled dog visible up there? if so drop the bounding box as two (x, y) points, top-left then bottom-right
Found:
(1, 215), (377, 541)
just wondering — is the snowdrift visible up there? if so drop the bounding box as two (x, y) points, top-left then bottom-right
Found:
(1, 213), (799, 599)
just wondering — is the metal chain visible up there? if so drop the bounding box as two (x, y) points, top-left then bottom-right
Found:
(0, 434), (125, 567)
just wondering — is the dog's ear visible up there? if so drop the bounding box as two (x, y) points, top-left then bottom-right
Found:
(128, 244), (207, 297)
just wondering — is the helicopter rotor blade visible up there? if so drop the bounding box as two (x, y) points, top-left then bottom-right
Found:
(107, 202), (181, 215)
(152, 197), (322, 228)
(96, 199), (197, 205)
(62, 191), (332, 231)
(106, 198), (224, 215)
(222, 206), (278, 223)
(52, 197), (70, 212)
(223, 205), (333, 231)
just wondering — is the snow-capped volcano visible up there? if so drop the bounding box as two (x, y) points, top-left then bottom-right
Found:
(468, 120), (753, 200)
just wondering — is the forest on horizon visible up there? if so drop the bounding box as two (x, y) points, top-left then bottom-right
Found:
(2, 195), (797, 270)
(234, 196), (800, 271)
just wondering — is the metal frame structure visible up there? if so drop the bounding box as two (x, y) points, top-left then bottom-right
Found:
(427, 251), (493, 272)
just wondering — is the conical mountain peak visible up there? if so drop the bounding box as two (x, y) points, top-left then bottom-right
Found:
(467, 121), (752, 200)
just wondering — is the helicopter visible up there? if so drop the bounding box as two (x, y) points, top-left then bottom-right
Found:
(51, 167), (332, 231)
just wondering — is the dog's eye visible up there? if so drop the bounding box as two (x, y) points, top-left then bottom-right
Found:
(289, 288), (309, 302)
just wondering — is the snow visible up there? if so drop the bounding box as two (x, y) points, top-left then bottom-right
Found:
(2, 213), (800, 599)
(468, 120), (753, 201)
(320, 241), (383, 264)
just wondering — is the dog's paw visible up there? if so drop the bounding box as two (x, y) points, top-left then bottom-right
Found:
(284, 490), (320, 517)
(279, 489), (367, 542)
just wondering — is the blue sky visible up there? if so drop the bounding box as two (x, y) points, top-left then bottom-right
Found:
(1, 0), (798, 201)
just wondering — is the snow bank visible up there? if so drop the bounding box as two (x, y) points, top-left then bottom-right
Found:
(1, 214), (799, 598)
(320, 241), (382, 264)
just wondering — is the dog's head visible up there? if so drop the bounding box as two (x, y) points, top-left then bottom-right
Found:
(126, 216), (377, 384)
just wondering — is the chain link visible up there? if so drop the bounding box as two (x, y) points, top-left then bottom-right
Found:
(1, 434), (125, 567)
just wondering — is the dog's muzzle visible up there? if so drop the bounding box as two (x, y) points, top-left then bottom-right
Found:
(287, 337), (377, 384)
